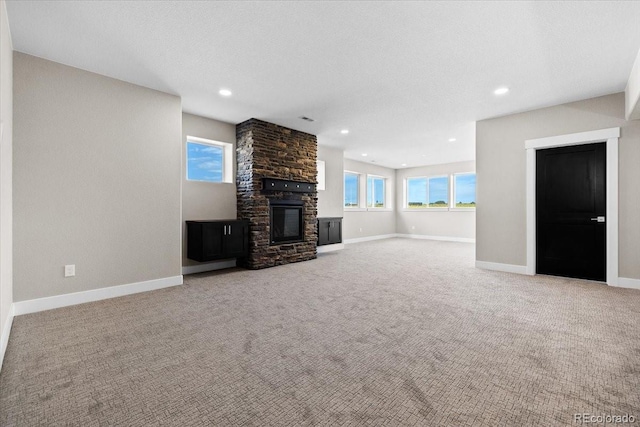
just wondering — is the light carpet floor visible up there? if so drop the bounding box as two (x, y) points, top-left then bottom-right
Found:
(1, 239), (639, 426)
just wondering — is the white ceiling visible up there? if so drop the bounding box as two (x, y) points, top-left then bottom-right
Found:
(6, 1), (640, 168)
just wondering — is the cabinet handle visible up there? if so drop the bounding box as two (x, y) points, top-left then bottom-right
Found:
(229, 225), (232, 234)
(224, 225), (227, 235)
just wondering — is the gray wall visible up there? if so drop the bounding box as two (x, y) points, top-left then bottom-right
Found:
(395, 161), (475, 239)
(343, 159), (396, 240)
(0, 0), (13, 350)
(476, 92), (640, 279)
(317, 145), (344, 218)
(13, 53), (183, 301)
(182, 113), (236, 267)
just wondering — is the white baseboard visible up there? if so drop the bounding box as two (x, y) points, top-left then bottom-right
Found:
(396, 234), (475, 243)
(344, 234), (397, 244)
(0, 304), (15, 372)
(475, 261), (528, 275)
(182, 260), (236, 275)
(614, 277), (640, 290)
(317, 243), (345, 253)
(13, 275), (183, 316)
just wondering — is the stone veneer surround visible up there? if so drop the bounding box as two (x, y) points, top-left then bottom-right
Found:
(236, 119), (318, 269)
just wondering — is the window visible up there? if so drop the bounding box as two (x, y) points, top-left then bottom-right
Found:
(454, 173), (476, 208)
(344, 172), (359, 207)
(406, 176), (449, 208)
(367, 175), (385, 208)
(186, 137), (232, 183)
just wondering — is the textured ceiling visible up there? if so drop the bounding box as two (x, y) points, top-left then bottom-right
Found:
(6, 1), (640, 168)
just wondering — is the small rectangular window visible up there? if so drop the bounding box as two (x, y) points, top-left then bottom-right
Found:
(187, 140), (224, 183)
(344, 172), (359, 207)
(367, 176), (385, 208)
(454, 173), (476, 208)
(406, 176), (448, 208)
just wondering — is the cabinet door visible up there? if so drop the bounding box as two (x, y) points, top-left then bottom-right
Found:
(224, 221), (249, 257)
(201, 223), (226, 260)
(328, 220), (342, 244)
(318, 220), (330, 246)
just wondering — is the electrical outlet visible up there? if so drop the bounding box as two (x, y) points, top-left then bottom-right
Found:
(64, 264), (75, 277)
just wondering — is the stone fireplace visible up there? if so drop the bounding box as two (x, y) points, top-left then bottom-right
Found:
(236, 119), (317, 269)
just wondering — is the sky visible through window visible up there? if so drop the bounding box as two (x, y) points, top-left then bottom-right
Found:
(187, 141), (223, 182)
(428, 177), (448, 205)
(407, 177), (448, 207)
(455, 174), (476, 206)
(367, 176), (385, 207)
(344, 173), (359, 207)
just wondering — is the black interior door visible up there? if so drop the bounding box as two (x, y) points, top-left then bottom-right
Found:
(536, 143), (606, 281)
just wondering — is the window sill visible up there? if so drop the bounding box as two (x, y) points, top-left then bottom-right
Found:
(344, 207), (367, 212)
(402, 208), (450, 212)
(186, 179), (234, 184)
(450, 208), (476, 212)
(366, 208), (393, 212)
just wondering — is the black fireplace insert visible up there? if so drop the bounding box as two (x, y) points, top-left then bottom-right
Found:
(270, 200), (304, 244)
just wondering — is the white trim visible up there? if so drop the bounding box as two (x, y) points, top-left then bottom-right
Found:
(615, 277), (640, 291)
(13, 275), (183, 316)
(317, 243), (345, 253)
(344, 234), (397, 244)
(526, 149), (536, 275)
(525, 127), (619, 285)
(344, 207), (366, 212)
(476, 261), (528, 275)
(525, 127), (619, 150)
(317, 160), (326, 191)
(401, 208), (450, 212)
(606, 139), (619, 286)
(0, 304), (14, 371)
(396, 234), (475, 243)
(182, 260), (236, 275)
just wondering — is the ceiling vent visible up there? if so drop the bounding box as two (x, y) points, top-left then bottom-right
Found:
(298, 116), (315, 122)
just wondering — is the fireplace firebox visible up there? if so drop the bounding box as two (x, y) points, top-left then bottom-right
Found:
(270, 200), (304, 244)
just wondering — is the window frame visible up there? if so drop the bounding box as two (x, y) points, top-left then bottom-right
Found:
(185, 136), (233, 184)
(452, 172), (477, 210)
(343, 171), (361, 209)
(404, 175), (450, 210)
(366, 174), (387, 209)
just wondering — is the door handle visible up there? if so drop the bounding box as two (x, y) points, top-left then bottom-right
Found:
(590, 216), (605, 223)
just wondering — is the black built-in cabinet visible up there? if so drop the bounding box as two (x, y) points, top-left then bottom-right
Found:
(186, 220), (249, 262)
(317, 217), (342, 246)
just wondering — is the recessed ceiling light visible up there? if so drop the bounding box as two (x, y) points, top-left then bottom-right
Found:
(361, 153), (368, 157)
(219, 88), (232, 97)
(341, 129), (349, 135)
(401, 163), (407, 166)
(448, 138), (457, 142)
(494, 87), (509, 95)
